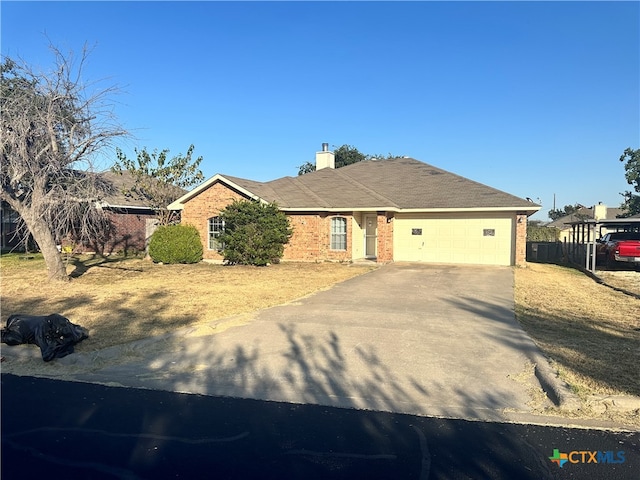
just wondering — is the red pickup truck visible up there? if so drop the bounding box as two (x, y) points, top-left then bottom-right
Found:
(596, 232), (640, 267)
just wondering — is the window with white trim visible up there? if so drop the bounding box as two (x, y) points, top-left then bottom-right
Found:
(208, 216), (225, 250)
(330, 217), (347, 250)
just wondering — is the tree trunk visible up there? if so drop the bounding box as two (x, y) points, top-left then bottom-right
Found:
(26, 214), (69, 282)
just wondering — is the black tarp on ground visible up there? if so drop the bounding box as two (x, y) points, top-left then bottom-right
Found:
(1, 313), (88, 362)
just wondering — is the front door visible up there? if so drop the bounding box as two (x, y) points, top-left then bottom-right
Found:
(364, 215), (377, 258)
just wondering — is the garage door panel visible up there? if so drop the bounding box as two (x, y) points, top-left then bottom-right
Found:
(394, 214), (514, 265)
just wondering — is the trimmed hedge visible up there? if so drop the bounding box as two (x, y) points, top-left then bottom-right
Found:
(148, 224), (203, 264)
(527, 224), (561, 242)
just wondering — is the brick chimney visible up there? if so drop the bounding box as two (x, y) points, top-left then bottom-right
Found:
(316, 143), (335, 170)
(594, 202), (607, 220)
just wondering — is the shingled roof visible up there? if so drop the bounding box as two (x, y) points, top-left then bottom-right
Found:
(98, 170), (185, 210)
(170, 157), (539, 213)
(546, 205), (626, 228)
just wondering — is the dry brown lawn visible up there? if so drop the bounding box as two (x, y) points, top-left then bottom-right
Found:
(514, 263), (640, 399)
(598, 270), (640, 297)
(0, 254), (375, 352)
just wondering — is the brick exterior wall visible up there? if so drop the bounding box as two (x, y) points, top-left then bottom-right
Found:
(70, 210), (156, 255)
(180, 182), (247, 261)
(283, 212), (393, 263)
(103, 211), (156, 254)
(515, 213), (528, 266)
(376, 213), (394, 263)
(180, 181), (361, 263)
(283, 213), (353, 262)
(282, 214), (322, 261)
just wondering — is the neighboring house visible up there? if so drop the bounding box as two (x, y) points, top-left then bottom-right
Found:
(90, 170), (162, 254)
(169, 145), (540, 266)
(1, 171), (181, 254)
(1, 201), (27, 251)
(547, 204), (625, 243)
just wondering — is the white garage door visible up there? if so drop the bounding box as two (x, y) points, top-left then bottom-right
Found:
(393, 212), (514, 266)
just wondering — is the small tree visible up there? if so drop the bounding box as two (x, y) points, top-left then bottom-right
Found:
(619, 147), (640, 216)
(218, 200), (292, 266)
(112, 145), (204, 225)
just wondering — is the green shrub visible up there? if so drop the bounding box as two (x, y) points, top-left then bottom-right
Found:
(527, 224), (561, 242)
(218, 200), (293, 266)
(148, 224), (203, 264)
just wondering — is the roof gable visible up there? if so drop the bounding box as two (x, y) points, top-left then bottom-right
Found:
(168, 174), (264, 210)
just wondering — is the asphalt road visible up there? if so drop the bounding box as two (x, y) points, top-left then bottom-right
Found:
(2, 374), (638, 480)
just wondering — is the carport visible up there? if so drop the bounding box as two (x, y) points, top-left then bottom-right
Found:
(566, 217), (640, 273)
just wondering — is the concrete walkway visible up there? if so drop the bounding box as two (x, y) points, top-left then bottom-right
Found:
(47, 263), (559, 422)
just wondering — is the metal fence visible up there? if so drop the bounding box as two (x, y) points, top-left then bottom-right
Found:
(526, 241), (564, 263)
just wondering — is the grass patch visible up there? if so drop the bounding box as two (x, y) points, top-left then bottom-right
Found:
(1, 253), (376, 353)
(514, 263), (640, 398)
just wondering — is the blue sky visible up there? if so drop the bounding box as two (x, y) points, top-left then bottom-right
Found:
(2, 1), (638, 221)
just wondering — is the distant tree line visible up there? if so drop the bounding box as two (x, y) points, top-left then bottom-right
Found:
(547, 204), (585, 221)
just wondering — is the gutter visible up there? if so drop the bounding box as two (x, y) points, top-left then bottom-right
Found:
(279, 206), (541, 214)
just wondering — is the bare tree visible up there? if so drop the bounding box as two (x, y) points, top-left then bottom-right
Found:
(1, 45), (128, 281)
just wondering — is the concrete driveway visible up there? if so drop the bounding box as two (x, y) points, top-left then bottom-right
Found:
(61, 263), (555, 422)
